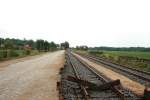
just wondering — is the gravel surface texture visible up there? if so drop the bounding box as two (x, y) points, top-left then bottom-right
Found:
(0, 50), (65, 100)
(73, 53), (146, 96)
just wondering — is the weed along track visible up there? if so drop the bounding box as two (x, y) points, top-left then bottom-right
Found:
(57, 50), (142, 100)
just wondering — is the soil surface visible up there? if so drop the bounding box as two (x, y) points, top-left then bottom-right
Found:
(74, 53), (145, 96)
(0, 50), (65, 100)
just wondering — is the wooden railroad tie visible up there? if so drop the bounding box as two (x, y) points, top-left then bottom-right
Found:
(66, 76), (120, 91)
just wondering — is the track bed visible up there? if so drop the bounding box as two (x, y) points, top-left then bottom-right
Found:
(77, 53), (150, 87)
(58, 50), (140, 100)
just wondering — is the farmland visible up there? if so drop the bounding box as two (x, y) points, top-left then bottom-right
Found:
(102, 51), (150, 60)
(76, 50), (150, 72)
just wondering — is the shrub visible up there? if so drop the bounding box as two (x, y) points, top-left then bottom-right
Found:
(0, 50), (7, 59)
(9, 50), (19, 57)
(25, 50), (31, 55)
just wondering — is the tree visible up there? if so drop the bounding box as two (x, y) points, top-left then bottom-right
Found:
(76, 45), (88, 50)
(36, 40), (58, 52)
(4, 38), (13, 57)
(64, 41), (69, 49)
(0, 38), (4, 48)
(27, 40), (35, 49)
(44, 41), (49, 51)
(36, 39), (44, 51)
(61, 41), (69, 49)
(49, 42), (57, 51)
(4, 38), (13, 49)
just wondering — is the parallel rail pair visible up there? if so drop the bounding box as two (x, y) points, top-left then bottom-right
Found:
(76, 52), (150, 100)
(58, 51), (141, 100)
(78, 53), (150, 86)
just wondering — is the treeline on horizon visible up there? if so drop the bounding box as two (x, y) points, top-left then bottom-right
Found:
(0, 37), (69, 51)
(0, 38), (58, 51)
(89, 47), (150, 52)
(0, 37), (69, 60)
(75, 45), (150, 52)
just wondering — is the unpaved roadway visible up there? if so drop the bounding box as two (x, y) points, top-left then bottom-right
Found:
(0, 50), (65, 100)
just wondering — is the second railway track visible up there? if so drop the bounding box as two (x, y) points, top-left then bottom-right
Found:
(77, 53), (150, 87)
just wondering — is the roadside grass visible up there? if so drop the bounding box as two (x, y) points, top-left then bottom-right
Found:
(0, 50), (40, 61)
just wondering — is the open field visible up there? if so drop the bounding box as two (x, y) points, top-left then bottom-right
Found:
(75, 50), (150, 72)
(102, 51), (150, 60)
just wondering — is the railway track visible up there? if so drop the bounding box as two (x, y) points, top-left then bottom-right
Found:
(57, 50), (140, 100)
(77, 53), (150, 87)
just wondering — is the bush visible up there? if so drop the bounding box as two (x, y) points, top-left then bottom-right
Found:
(0, 50), (7, 59)
(25, 50), (31, 55)
(9, 50), (19, 57)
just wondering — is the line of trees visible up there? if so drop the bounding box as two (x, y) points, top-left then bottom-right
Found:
(60, 41), (69, 49)
(0, 38), (59, 51)
(89, 47), (150, 52)
(74, 46), (150, 52)
(0, 38), (70, 60)
(75, 45), (88, 50)
(36, 40), (58, 51)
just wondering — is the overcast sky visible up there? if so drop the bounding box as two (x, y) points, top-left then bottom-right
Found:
(0, 0), (150, 47)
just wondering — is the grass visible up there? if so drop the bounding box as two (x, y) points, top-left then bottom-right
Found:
(101, 51), (150, 72)
(76, 50), (150, 72)
(102, 51), (150, 60)
(0, 49), (40, 61)
(73, 50), (89, 55)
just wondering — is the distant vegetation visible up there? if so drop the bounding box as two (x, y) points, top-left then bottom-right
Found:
(75, 46), (150, 72)
(101, 51), (150, 60)
(89, 46), (150, 52)
(36, 39), (58, 51)
(0, 37), (69, 61)
(60, 41), (70, 49)
(76, 45), (88, 51)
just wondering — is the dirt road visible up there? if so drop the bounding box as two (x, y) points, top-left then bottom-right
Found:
(0, 50), (65, 100)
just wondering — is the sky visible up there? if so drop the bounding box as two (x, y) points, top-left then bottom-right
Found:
(0, 0), (150, 47)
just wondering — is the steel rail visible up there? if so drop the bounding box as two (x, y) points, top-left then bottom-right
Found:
(91, 55), (150, 75)
(83, 54), (150, 83)
(67, 53), (90, 100)
(72, 53), (127, 100)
